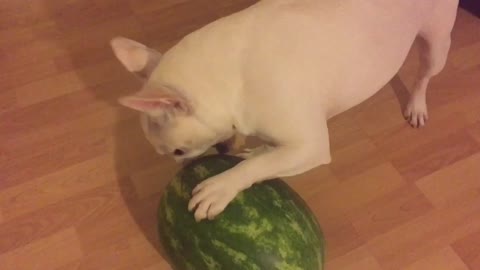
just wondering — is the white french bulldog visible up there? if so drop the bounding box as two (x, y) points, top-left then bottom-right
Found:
(111, 0), (459, 222)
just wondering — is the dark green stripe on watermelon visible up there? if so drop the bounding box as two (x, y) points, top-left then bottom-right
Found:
(158, 155), (325, 270)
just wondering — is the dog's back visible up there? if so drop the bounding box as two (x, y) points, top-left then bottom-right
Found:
(237, 0), (458, 118)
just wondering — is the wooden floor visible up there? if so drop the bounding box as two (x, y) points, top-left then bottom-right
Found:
(1, 1), (479, 269)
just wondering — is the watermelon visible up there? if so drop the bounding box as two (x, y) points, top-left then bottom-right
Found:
(158, 154), (325, 270)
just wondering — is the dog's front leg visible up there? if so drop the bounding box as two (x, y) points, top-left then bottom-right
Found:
(188, 137), (331, 222)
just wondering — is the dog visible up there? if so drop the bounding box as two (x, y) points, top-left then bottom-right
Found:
(110, 0), (459, 222)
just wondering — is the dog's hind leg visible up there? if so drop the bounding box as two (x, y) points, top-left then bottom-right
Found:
(404, 0), (459, 128)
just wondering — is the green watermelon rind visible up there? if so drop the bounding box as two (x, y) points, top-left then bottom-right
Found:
(158, 154), (325, 270)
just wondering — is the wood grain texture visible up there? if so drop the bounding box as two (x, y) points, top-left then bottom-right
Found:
(453, 228), (480, 270)
(0, 228), (83, 270)
(402, 247), (469, 270)
(326, 247), (383, 270)
(0, 1), (479, 269)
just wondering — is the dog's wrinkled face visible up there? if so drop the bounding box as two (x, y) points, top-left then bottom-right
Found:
(110, 37), (221, 161)
(140, 113), (217, 161)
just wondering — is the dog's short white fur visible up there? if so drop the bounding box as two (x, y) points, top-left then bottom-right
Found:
(111, 0), (459, 222)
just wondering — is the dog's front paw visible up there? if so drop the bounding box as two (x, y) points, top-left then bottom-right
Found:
(237, 145), (273, 159)
(188, 175), (244, 221)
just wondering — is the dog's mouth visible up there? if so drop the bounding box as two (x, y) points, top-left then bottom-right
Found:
(213, 142), (230, 155)
(176, 143), (229, 166)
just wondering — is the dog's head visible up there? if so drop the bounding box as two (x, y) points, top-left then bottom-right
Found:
(110, 37), (224, 161)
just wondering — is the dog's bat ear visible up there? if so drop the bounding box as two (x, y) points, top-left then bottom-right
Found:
(118, 87), (191, 116)
(110, 36), (161, 80)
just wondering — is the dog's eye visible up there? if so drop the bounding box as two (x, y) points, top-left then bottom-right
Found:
(173, 149), (185, 156)
(148, 119), (161, 130)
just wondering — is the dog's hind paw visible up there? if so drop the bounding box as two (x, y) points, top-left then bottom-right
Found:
(404, 98), (429, 128)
